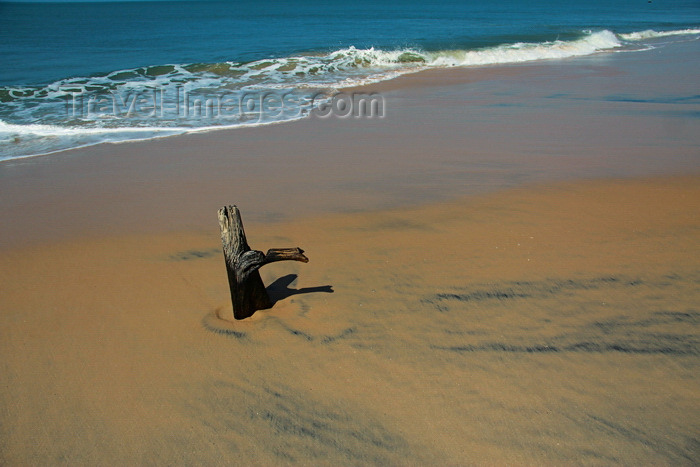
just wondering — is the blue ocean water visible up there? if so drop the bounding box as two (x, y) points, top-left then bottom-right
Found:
(1, 0), (699, 160)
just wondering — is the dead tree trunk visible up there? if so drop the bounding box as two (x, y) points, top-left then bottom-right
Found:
(217, 205), (308, 320)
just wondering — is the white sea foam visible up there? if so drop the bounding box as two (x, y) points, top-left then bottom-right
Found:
(0, 120), (189, 161)
(619, 28), (700, 41)
(0, 120), (184, 136)
(425, 30), (621, 67)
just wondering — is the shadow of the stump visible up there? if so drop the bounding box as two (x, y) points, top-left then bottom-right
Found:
(266, 274), (334, 306)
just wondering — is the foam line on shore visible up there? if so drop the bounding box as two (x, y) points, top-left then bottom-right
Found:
(2, 27), (699, 161)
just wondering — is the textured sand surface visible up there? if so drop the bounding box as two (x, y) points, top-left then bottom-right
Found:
(1, 176), (698, 465)
(2, 37), (699, 465)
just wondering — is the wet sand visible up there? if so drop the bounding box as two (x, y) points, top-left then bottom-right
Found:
(1, 38), (699, 465)
(2, 38), (699, 249)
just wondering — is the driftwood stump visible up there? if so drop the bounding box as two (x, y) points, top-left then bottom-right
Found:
(217, 205), (308, 320)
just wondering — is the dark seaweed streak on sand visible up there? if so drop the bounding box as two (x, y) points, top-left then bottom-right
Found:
(424, 273), (699, 356)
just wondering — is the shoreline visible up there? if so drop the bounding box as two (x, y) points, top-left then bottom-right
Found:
(0, 39), (685, 166)
(3, 28), (699, 163)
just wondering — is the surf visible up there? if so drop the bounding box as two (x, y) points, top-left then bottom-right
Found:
(1, 27), (699, 161)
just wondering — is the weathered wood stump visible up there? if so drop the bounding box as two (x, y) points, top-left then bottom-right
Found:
(217, 205), (308, 320)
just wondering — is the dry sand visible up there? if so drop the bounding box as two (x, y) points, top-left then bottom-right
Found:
(1, 175), (698, 465)
(2, 40), (700, 465)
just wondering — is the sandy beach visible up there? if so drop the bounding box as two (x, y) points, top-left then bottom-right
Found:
(1, 38), (699, 465)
